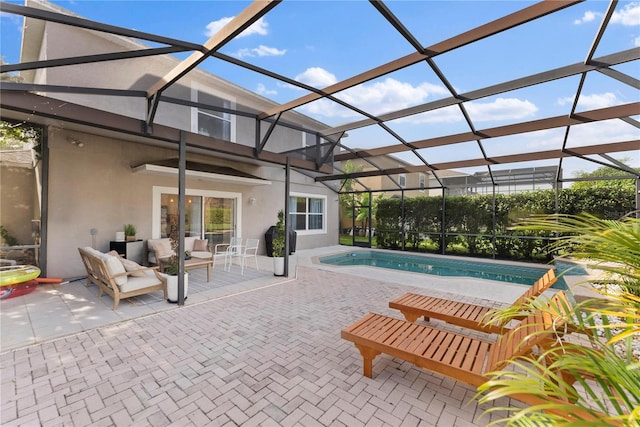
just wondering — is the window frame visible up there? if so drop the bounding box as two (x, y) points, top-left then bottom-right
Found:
(190, 84), (236, 142)
(288, 192), (327, 236)
(399, 173), (406, 188)
(419, 173), (426, 192)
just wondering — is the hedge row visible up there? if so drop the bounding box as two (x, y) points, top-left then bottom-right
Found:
(375, 187), (635, 261)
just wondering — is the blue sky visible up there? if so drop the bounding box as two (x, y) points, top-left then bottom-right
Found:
(1, 0), (639, 176)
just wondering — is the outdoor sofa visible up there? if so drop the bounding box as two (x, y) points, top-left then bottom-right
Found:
(78, 246), (166, 310)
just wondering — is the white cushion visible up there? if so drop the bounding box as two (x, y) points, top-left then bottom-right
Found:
(191, 251), (212, 260)
(83, 246), (102, 257)
(118, 275), (161, 293)
(104, 255), (127, 286)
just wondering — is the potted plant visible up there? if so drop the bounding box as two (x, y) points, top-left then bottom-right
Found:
(161, 238), (189, 303)
(124, 224), (136, 241)
(272, 209), (286, 276)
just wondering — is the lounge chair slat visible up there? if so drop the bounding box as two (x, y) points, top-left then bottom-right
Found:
(429, 332), (457, 361)
(419, 329), (450, 359)
(367, 318), (405, 345)
(451, 336), (473, 368)
(471, 341), (491, 374)
(441, 335), (473, 367)
(394, 323), (427, 351)
(386, 321), (419, 348)
(405, 327), (439, 353)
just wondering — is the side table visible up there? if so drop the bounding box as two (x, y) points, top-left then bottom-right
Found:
(109, 240), (144, 265)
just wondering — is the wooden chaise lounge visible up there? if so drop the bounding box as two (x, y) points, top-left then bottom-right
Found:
(341, 291), (612, 423)
(389, 268), (557, 334)
(342, 291), (570, 383)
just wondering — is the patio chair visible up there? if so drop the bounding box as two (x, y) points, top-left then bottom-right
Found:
(342, 291), (597, 416)
(389, 268), (557, 334)
(227, 238), (259, 275)
(222, 237), (243, 271)
(212, 242), (231, 269)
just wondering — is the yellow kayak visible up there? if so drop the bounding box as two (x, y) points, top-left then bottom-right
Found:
(0, 265), (41, 287)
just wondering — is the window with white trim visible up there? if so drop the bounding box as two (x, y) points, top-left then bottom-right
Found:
(399, 173), (406, 188)
(419, 173), (426, 192)
(192, 89), (234, 141)
(288, 194), (326, 234)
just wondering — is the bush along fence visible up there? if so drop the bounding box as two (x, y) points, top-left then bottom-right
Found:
(373, 187), (635, 262)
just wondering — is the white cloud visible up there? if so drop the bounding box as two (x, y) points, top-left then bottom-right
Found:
(574, 10), (599, 25)
(253, 45), (285, 57)
(611, 2), (640, 26)
(236, 45), (286, 58)
(205, 16), (269, 38)
(293, 70), (535, 124)
(400, 105), (464, 124)
(565, 119), (640, 148)
(465, 98), (538, 121)
(255, 83), (277, 97)
(295, 71), (451, 118)
(635, 36), (640, 46)
(294, 67), (338, 88)
(557, 92), (619, 109)
(338, 79), (450, 115)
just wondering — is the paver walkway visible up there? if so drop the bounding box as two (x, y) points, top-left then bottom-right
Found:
(1, 266), (518, 426)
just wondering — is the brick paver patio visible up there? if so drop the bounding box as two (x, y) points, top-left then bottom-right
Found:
(1, 265), (521, 426)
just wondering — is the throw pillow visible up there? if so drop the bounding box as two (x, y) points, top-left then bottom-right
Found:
(119, 258), (147, 277)
(104, 255), (128, 286)
(153, 239), (172, 258)
(193, 239), (208, 251)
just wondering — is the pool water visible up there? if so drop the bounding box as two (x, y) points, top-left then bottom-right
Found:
(319, 251), (574, 290)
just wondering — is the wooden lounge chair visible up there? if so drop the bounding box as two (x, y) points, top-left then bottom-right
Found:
(389, 268), (557, 334)
(341, 291), (610, 422)
(342, 291), (570, 382)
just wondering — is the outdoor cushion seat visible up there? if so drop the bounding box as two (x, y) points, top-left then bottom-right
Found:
(389, 268), (557, 334)
(117, 270), (165, 293)
(147, 237), (213, 265)
(78, 247), (166, 310)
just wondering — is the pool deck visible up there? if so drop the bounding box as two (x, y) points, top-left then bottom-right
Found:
(1, 246), (592, 426)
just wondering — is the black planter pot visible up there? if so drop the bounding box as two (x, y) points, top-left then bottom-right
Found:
(264, 226), (297, 257)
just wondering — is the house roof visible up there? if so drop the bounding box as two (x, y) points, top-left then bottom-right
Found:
(1, 0), (638, 193)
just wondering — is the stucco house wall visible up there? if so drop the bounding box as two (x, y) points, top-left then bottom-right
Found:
(0, 163), (36, 245)
(47, 128), (338, 279)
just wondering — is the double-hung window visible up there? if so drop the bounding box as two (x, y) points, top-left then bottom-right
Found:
(192, 89), (234, 141)
(289, 193), (326, 234)
(399, 173), (406, 188)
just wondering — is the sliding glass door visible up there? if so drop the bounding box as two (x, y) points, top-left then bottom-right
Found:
(159, 194), (204, 238)
(203, 197), (236, 247)
(154, 187), (241, 247)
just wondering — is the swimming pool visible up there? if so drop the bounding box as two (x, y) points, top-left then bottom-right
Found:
(319, 250), (574, 290)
